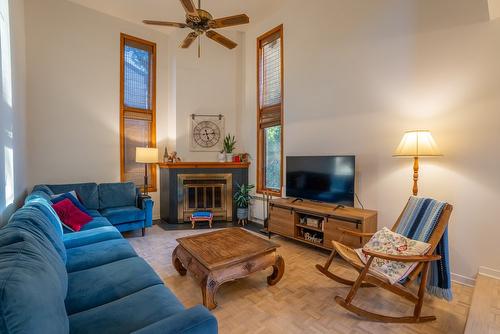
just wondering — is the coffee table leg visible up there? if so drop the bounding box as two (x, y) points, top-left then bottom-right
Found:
(172, 246), (187, 276)
(267, 254), (285, 285)
(201, 275), (219, 310)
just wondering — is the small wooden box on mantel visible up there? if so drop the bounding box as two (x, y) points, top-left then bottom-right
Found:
(268, 198), (377, 250)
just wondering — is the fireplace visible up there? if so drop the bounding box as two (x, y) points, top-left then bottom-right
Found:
(177, 173), (232, 222)
(158, 162), (249, 224)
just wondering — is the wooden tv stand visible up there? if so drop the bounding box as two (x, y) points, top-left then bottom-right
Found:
(268, 198), (377, 250)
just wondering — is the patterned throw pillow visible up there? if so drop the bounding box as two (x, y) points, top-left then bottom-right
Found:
(355, 227), (431, 284)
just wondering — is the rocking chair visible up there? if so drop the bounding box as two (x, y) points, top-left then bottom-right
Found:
(316, 199), (453, 323)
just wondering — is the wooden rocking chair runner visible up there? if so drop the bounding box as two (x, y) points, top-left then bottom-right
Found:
(316, 201), (453, 323)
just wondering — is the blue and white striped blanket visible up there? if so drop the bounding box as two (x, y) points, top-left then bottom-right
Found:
(396, 196), (452, 301)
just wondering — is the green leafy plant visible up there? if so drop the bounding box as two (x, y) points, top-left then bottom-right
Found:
(234, 183), (255, 208)
(223, 134), (236, 154)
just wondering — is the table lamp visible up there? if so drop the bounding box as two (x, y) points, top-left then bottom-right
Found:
(136, 147), (158, 195)
(393, 130), (442, 196)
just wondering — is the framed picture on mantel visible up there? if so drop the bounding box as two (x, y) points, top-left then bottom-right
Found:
(189, 114), (225, 152)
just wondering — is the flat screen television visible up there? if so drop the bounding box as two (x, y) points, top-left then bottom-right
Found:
(286, 155), (355, 206)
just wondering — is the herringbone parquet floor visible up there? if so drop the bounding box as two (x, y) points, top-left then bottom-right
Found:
(126, 225), (472, 334)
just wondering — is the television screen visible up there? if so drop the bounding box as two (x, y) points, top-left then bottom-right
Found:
(286, 156), (355, 206)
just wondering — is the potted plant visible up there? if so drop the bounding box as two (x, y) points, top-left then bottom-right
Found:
(223, 134), (236, 162)
(217, 149), (226, 162)
(234, 183), (255, 222)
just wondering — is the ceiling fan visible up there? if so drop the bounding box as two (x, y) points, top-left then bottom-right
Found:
(143, 0), (249, 57)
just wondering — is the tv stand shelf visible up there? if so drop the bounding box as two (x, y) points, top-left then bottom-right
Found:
(268, 198), (377, 250)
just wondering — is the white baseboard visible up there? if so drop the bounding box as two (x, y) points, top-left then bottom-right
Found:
(250, 217), (264, 225)
(153, 215), (160, 221)
(478, 266), (500, 280)
(451, 273), (476, 287)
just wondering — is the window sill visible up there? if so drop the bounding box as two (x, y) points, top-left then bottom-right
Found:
(256, 188), (281, 197)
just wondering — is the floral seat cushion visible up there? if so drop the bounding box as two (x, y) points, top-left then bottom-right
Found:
(355, 227), (431, 284)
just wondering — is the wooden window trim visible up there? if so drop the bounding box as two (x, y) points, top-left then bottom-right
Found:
(256, 25), (284, 197)
(120, 33), (157, 192)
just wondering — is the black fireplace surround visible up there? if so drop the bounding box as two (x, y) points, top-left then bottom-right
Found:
(159, 164), (249, 223)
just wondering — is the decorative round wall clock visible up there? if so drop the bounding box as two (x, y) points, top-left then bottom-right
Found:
(189, 114), (225, 152)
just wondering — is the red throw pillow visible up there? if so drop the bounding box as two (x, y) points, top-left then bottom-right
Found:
(52, 198), (92, 232)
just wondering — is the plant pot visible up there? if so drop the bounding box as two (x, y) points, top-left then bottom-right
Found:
(217, 152), (226, 162)
(226, 153), (234, 162)
(237, 207), (248, 220)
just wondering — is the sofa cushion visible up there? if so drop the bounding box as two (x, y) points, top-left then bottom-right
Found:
(8, 205), (67, 266)
(113, 221), (146, 233)
(31, 184), (54, 196)
(99, 182), (136, 209)
(68, 285), (185, 334)
(0, 238), (69, 334)
(63, 226), (123, 249)
(86, 209), (102, 217)
(66, 257), (163, 314)
(25, 189), (52, 203)
(1, 226), (68, 296)
(44, 183), (99, 210)
(24, 197), (64, 239)
(52, 198), (93, 232)
(100, 206), (145, 225)
(66, 238), (137, 272)
(75, 217), (113, 232)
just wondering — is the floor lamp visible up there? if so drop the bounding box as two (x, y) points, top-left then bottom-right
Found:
(393, 130), (442, 196)
(136, 147), (158, 196)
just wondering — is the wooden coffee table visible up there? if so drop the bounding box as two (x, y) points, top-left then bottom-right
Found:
(172, 228), (285, 310)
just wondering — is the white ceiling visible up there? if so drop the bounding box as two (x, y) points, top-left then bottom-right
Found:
(67, 0), (283, 34)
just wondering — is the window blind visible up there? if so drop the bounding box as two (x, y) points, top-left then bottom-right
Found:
(124, 43), (152, 110)
(123, 118), (154, 187)
(259, 34), (281, 109)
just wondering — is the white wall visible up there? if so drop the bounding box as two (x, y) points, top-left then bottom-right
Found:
(24, 0), (245, 219)
(172, 30), (243, 162)
(24, 0), (171, 218)
(239, 0), (500, 282)
(0, 0), (28, 226)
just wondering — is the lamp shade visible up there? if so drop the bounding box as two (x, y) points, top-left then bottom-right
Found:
(136, 147), (158, 163)
(393, 130), (442, 157)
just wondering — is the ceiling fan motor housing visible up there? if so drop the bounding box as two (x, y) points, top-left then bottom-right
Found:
(187, 9), (213, 32)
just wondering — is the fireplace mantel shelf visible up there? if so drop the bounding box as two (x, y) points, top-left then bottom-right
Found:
(158, 162), (250, 169)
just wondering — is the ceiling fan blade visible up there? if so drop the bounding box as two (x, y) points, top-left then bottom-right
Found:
(179, 0), (200, 22)
(209, 14), (249, 29)
(143, 20), (187, 28)
(180, 32), (198, 48)
(206, 31), (237, 49)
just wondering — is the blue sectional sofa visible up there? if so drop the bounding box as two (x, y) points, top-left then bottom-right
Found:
(33, 182), (153, 235)
(0, 188), (218, 334)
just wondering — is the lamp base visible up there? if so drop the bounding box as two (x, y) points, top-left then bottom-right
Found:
(412, 157), (419, 196)
(143, 163), (149, 196)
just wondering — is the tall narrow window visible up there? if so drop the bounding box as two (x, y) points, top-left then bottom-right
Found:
(120, 34), (156, 192)
(257, 25), (283, 195)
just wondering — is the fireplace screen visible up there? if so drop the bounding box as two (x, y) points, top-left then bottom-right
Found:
(177, 174), (232, 222)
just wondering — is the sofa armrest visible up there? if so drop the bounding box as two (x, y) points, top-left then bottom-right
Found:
(137, 195), (154, 228)
(131, 305), (218, 334)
